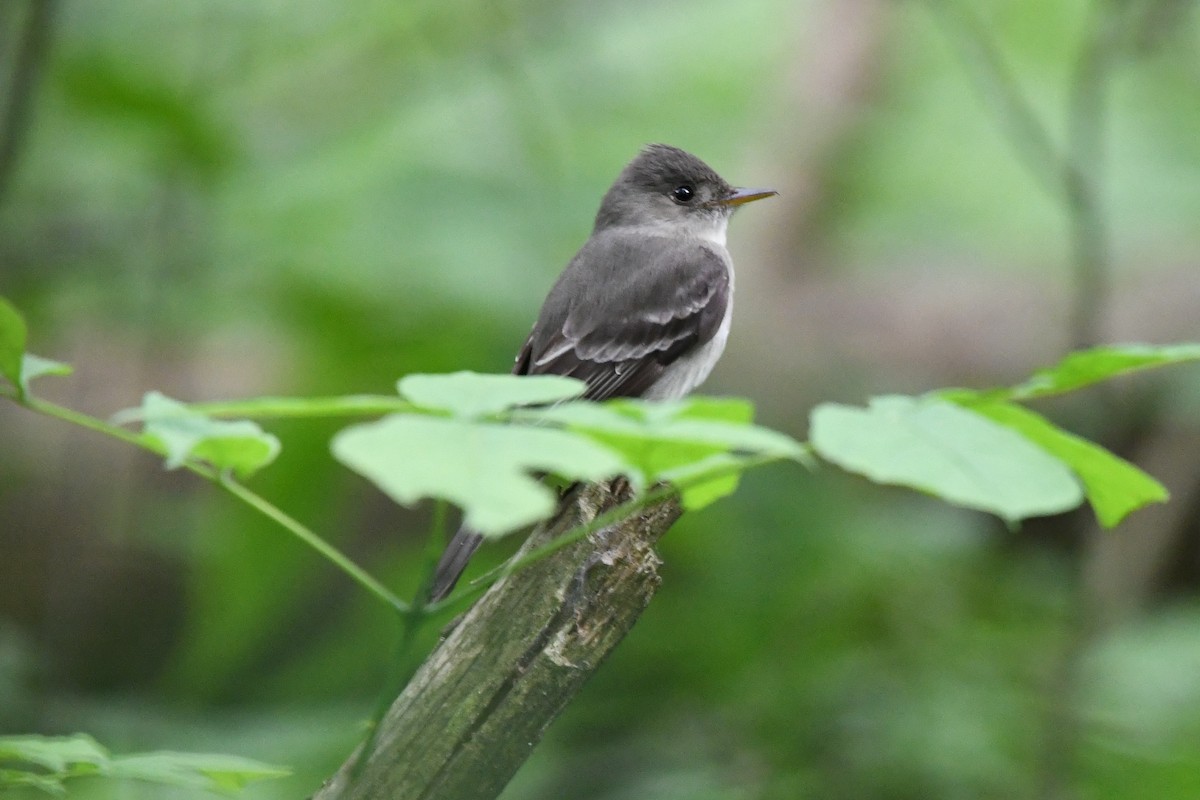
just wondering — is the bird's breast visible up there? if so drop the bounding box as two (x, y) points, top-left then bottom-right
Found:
(641, 287), (733, 401)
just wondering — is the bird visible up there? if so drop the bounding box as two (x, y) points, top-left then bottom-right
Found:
(428, 143), (775, 601)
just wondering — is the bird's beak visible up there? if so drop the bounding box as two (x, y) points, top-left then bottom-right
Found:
(720, 187), (778, 207)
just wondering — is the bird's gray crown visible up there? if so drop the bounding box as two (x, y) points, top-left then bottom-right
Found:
(593, 144), (736, 233)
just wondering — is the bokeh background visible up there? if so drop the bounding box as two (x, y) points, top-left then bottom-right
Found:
(3, 0), (1200, 797)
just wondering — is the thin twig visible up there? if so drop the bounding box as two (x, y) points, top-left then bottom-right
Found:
(217, 474), (409, 613)
(922, 6), (1137, 799)
(110, 394), (415, 424)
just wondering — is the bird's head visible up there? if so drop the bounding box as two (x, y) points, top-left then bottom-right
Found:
(593, 144), (776, 240)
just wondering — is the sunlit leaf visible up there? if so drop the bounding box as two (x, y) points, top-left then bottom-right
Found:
(332, 414), (630, 537)
(0, 734), (108, 774)
(655, 453), (747, 510)
(1007, 344), (1200, 400)
(948, 395), (1168, 527)
(811, 395), (1083, 523)
(137, 392), (281, 477)
(0, 296), (28, 393)
(521, 396), (807, 509)
(398, 372), (585, 418)
(524, 398), (806, 461)
(646, 395), (755, 423)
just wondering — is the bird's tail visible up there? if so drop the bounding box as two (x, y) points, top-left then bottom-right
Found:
(429, 526), (485, 601)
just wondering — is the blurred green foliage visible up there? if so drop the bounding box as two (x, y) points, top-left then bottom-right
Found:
(0, 733), (290, 795)
(2, 0), (1199, 798)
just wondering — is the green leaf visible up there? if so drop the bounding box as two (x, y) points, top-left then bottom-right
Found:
(0, 296), (28, 393)
(655, 453), (747, 509)
(0, 768), (69, 795)
(1007, 344), (1200, 400)
(810, 395), (1083, 523)
(109, 751), (290, 793)
(398, 372), (585, 418)
(332, 414), (630, 537)
(523, 397), (806, 461)
(949, 396), (1168, 527)
(0, 734), (108, 774)
(652, 395), (755, 423)
(521, 397), (807, 509)
(0, 735), (288, 795)
(137, 392), (281, 477)
(20, 354), (73, 391)
(0, 304), (68, 400)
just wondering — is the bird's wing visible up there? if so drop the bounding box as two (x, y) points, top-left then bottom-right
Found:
(514, 238), (730, 401)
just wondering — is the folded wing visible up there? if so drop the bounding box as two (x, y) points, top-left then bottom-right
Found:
(513, 235), (730, 401)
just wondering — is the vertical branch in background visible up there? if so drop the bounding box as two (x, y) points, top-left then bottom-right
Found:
(924, 0), (1121, 350)
(0, 0), (56, 208)
(1059, 0), (1192, 349)
(922, 0), (1062, 195)
(922, 3), (1129, 800)
(1064, 4), (1120, 351)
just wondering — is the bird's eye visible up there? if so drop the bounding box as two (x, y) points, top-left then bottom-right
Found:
(672, 185), (695, 203)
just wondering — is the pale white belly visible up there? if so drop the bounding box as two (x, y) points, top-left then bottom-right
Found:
(641, 293), (733, 401)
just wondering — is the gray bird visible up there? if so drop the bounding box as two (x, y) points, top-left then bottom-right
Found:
(429, 144), (775, 601)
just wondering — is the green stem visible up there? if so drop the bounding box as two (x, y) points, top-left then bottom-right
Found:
(110, 394), (414, 424)
(217, 474), (408, 613)
(28, 396), (159, 450)
(17, 395), (409, 614)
